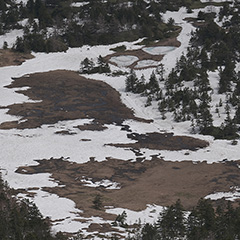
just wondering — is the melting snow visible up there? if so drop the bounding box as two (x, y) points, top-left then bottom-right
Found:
(205, 187), (240, 201)
(0, 6), (240, 237)
(81, 177), (121, 189)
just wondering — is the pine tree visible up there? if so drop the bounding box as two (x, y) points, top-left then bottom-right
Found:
(157, 199), (186, 239)
(79, 58), (94, 74)
(97, 55), (111, 73)
(234, 104), (240, 124)
(156, 63), (165, 81)
(147, 71), (160, 95)
(125, 70), (138, 93)
(135, 74), (146, 94)
(187, 198), (216, 240)
(141, 223), (158, 240)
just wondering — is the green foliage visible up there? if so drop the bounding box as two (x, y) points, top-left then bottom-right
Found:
(79, 56), (111, 74)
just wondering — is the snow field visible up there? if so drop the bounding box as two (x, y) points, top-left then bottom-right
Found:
(0, 6), (240, 236)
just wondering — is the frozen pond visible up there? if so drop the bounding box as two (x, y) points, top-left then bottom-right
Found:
(110, 55), (138, 67)
(143, 46), (176, 55)
(135, 59), (159, 69)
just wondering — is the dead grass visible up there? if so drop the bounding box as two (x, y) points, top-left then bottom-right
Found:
(16, 157), (240, 222)
(0, 70), (149, 129)
(108, 132), (209, 151)
(0, 49), (34, 67)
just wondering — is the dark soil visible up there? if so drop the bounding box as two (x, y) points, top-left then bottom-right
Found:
(107, 132), (209, 151)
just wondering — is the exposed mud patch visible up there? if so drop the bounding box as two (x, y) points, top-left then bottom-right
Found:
(0, 70), (150, 129)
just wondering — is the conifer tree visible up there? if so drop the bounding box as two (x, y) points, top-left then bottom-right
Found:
(80, 58), (94, 74)
(157, 199), (185, 240)
(125, 70), (138, 93)
(147, 71), (160, 95)
(234, 104), (240, 124)
(97, 55), (110, 73)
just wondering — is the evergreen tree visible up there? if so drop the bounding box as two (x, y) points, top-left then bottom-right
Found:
(147, 71), (160, 95)
(97, 55), (111, 73)
(125, 70), (138, 93)
(141, 223), (158, 240)
(218, 62), (235, 94)
(157, 199), (185, 239)
(234, 104), (240, 124)
(187, 198), (216, 240)
(79, 58), (95, 74)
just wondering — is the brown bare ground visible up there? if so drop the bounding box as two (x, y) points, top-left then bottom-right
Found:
(0, 49), (34, 67)
(16, 157), (240, 222)
(108, 132), (209, 151)
(0, 70), (150, 129)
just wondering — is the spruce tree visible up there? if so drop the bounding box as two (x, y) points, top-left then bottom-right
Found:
(125, 70), (138, 93)
(157, 199), (185, 239)
(147, 71), (160, 95)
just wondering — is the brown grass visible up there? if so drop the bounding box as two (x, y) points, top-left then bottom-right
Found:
(0, 49), (34, 67)
(16, 157), (240, 223)
(0, 70), (150, 129)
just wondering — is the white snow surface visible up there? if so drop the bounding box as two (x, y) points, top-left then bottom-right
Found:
(81, 177), (121, 189)
(205, 187), (240, 201)
(0, 7), (240, 236)
(0, 29), (24, 48)
(106, 204), (164, 225)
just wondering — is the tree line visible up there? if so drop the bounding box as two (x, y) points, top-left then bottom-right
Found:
(125, 3), (240, 140)
(0, 0), (193, 52)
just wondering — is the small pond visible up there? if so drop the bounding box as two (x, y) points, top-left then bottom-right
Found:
(110, 55), (139, 67)
(142, 46), (176, 55)
(135, 60), (159, 69)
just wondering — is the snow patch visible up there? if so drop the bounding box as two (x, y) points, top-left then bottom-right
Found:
(81, 177), (121, 189)
(205, 187), (240, 201)
(106, 204), (164, 225)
